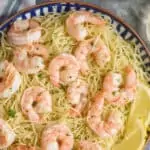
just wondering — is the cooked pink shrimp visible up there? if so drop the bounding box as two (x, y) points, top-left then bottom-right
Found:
(75, 38), (110, 75)
(41, 124), (74, 150)
(103, 72), (122, 93)
(78, 140), (102, 150)
(103, 65), (136, 105)
(87, 92), (123, 138)
(92, 39), (111, 67)
(74, 39), (92, 75)
(0, 60), (21, 98)
(0, 118), (16, 149)
(11, 145), (37, 150)
(66, 11), (105, 41)
(27, 44), (48, 60)
(21, 86), (52, 123)
(103, 72), (123, 103)
(67, 79), (88, 117)
(123, 65), (137, 101)
(48, 53), (80, 87)
(13, 44), (48, 74)
(7, 19), (41, 45)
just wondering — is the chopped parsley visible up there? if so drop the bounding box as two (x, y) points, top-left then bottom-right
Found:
(60, 84), (66, 90)
(8, 109), (16, 118)
(112, 91), (116, 96)
(32, 101), (37, 107)
(38, 73), (42, 78)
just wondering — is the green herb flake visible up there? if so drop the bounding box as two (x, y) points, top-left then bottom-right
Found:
(112, 91), (116, 96)
(32, 101), (37, 107)
(38, 73), (42, 78)
(8, 109), (16, 118)
(60, 84), (66, 90)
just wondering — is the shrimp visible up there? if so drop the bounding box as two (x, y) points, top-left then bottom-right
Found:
(66, 11), (105, 41)
(75, 38), (110, 75)
(87, 92), (123, 138)
(74, 39), (92, 75)
(0, 60), (21, 98)
(103, 72), (123, 103)
(103, 73), (122, 93)
(21, 86), (52, 123)
(123, 65), (137, 101)
(78, 140), (102, 150)
(13, 44), (48, 74)
(102, 65), (136, 105)
(11, 145), (37, 150)
(7, 19), (41, 45)
(0, 118), (15, 149)
(27, 44), (48, 60)
(41, 124), (74, 150)
(67, 79), (88, 117)
(92, 38), (111, 67)
(48, 53), (80, 87)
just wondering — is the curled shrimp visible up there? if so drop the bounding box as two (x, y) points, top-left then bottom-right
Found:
(11, 145), (37, 150)
(26, 44), (48, 60)
(66, 11), (105, 41)
(92, 38), (111, 67)
(67, 79), (88, 117)
(103, 72), (122, 93)
(103, 65), (137, 105)
(103, 72), (123, 103)
(75, 38), (110, 75)
(78, 140), (102, 150)
(87, 92), (123, 138)
(7, 19), (41, 45)
(0, 118), (15, 149)
(21, 86), (52, 123)
(13, 44), (48, 74)
(48, 53), (80, 87)
(41, 123), (74, 150)
(0, 60), (21, 98)
(123, 65), (137, 101)
(74, 39), (92, 75)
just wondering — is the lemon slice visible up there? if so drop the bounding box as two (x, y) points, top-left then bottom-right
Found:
(112, 119), (146, 150)
(126, 83), (150, 133)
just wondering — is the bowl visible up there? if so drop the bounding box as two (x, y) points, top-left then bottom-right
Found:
(0, 0), (149, 148)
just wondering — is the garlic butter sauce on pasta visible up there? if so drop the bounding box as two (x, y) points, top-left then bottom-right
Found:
(0, 11), (149, 149)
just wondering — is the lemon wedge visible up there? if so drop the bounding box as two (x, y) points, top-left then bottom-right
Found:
(112, 119), (146, 150)
(112, 83), (150, 150)
(126, 83), (150, 133)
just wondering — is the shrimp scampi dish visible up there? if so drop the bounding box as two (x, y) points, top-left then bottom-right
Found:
(0, 10), (149, 150)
